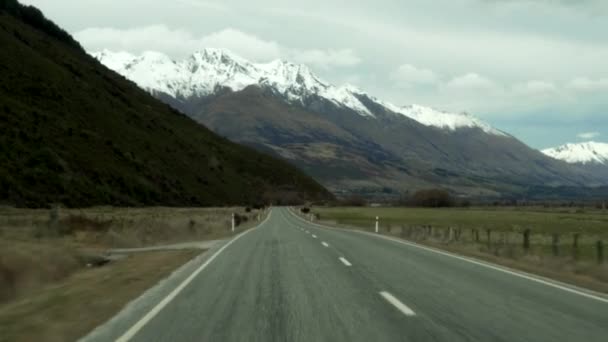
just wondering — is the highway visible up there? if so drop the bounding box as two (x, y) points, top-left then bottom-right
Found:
(105, 207), (608, 342)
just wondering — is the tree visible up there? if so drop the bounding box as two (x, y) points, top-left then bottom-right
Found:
(411, 189), (454, 208)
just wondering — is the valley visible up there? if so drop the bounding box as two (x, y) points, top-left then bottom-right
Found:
(1, 1), (607, 341)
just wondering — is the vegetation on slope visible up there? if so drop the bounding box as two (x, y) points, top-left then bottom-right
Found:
(0, 1), (332, 207)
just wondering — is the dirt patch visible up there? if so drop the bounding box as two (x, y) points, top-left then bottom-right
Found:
(0, 250), (200, 342)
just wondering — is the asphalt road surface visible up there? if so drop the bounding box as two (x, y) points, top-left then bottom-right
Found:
(110, 207), (608, 342)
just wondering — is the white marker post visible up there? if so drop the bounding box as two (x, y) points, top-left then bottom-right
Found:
(231, 213), (235, 233)
(375, 216), (379, 234)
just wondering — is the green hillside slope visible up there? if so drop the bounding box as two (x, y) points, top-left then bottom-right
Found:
(0, 0), (332, 207)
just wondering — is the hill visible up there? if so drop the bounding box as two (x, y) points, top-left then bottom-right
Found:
(0, 0), (332, 207)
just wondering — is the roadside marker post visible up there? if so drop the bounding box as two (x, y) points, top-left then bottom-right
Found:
(375, 216), (379, 234)
(231, 213), (235, 233)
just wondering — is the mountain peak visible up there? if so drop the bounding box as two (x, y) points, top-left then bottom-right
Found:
(542, 141), (608, 165)
(190, 48), (250, 66)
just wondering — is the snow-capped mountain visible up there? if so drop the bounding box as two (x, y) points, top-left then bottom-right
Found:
(542, 142), (608, 165)
(92, 48), (607, 197)
(93, 48), (502, 135)
(93, 49), (373, 117)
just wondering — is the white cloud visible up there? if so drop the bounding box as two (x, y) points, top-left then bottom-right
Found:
(74, 25), (361, 69)
(75, 25), (199, 57)
(391, 64), (439, 87)
(290, 49), (361, 69)
(567, 77), (608, 91)
(198, 28), (282, 61)
(577, 131), (600, 139)
(512, 80), (557, 95)
(175, 0), (228, 11)
(445, 73), (497, 90)
(75, 26), (283, 61)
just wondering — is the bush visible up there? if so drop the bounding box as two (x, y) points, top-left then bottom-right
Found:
(339, 195), (366, 207)
(234, 214), (248, 227)
(300, 207), (310, 214)
(411, 189), (454, 208)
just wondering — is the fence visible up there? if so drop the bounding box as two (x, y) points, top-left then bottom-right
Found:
(376, 223), (605, 264)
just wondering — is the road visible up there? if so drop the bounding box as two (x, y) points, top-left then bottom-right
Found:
(105, 207), (608, 342)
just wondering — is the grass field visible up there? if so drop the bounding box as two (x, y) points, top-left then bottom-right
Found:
(311, 206), (608, 292)
(314, 206), (608, 234)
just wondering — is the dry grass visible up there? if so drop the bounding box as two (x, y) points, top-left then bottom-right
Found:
(0, 206), (264, 311)
(0, 206), (266, 341)
(0, 250), (199, 342)
(0, 240), (81, 303)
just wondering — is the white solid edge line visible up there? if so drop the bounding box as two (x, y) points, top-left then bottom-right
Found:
(339, 257), (352, 267)
(115, 211), (272, 342)
(322, 242), (329, 247)
(284, 208), (608, 304)
(380, 291), (416, 316)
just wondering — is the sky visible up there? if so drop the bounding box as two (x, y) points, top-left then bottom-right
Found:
(21, 0), (608, 149)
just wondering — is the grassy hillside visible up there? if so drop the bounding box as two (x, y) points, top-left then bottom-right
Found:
(0, 0), (333, 207)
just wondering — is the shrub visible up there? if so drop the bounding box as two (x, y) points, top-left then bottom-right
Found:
(300, 207), (310, 214)
(234, 214), (248, 227)
(340, 195), (366, 207)
(411, 189), (454, 208)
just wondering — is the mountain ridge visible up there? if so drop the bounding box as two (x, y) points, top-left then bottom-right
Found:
(93, 49), (504, 135)
(94, 48), (608, 198)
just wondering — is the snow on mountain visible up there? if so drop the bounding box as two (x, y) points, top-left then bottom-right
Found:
(542, 142), (608, 165)
(92, 48), (501, 134)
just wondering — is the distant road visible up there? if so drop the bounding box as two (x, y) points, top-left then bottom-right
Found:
(100, 207), (608, 342)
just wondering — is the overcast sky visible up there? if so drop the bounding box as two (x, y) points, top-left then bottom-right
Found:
(21, 0), (608, 148)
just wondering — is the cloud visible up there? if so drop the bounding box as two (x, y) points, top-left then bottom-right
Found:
(391, 64), (439, 87)
(175, 0), (228, 11)
(477, 0), (608, 13)
(512, 80), (558, 95)
(444, 73), (497, 90)
(567, 77), (608, 91)
(74, 25), (361, 69)
(198, 28), (282, 61)
(75, 26), (282, 61)
(290, 49), (361, 69)
(577, 131), (600, 139)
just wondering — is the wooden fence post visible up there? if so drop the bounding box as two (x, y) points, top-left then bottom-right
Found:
(552, 233), (560, 257)
(523, 229), (531, 253)
(573, 233), (580, 261)
(486, 229), (492, 249)
(474, 229), (480, 243)
(597, 240), (604, 264)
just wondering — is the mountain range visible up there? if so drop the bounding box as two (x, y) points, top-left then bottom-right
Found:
(543, 142), (608, 165)
(0, 1), (331, 207)
(543, 142), (608, 181)
(94, 49), (608, 199)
